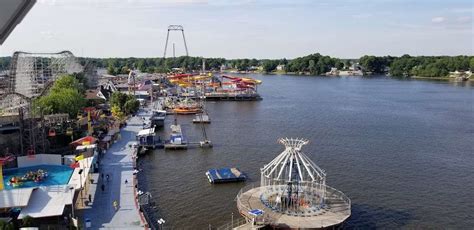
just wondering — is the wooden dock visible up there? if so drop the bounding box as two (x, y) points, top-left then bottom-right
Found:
(163, 143), (188, 150)
(205, 93), (262, 101)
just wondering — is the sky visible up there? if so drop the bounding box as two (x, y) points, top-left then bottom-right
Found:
(0, 0), (472, 59)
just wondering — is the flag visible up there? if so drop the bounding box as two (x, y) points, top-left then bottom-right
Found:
(75, 155), (84, 161)
(0, 165), (4, 190)
(70, 162), (80, 169)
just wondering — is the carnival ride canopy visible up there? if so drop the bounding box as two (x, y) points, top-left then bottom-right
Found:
(261, 138), (326, 184)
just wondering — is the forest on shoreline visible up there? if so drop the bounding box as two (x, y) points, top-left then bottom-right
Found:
(0, 54), (472, 78)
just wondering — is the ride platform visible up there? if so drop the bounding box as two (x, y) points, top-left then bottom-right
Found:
(206, 168), (246, 183)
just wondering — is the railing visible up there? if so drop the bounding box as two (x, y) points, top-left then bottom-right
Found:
(235, 183), (351, 221)
(216, 217), (248, 230)
(324, 184), (351, 216)
(235, 183), (258, 214)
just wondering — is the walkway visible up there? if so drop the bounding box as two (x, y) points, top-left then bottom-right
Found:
(82, 110), (150, 229)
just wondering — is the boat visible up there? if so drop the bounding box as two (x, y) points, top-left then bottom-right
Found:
(206, 168), (246, 183)
(136, 127), (163, 150)
(173, 106), (200, 115)
(150, 110), (167, 127)
(192, 113), (210, 123)
(164, 124), (188, 149)
(172, 98), (201, 115)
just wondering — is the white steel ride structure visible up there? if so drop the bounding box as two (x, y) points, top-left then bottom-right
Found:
(9, 51), (83, 98)
(163, 25), (189, 58)
(236, 138), (351, 229)
(260, 138), (327, 212)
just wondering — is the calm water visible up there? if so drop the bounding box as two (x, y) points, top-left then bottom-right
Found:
(141, 75), (474, 229)
(3, 165), (73, 189)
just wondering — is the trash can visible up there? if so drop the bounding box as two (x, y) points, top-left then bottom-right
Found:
(85, 218), (91, 228)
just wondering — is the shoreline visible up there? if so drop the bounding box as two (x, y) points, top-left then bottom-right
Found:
(222, 71), (473, 82)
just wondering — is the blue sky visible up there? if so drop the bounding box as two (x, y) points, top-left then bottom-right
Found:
(0, 0), (472, 58)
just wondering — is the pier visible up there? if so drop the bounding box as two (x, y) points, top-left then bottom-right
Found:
(204, 93), (262, 101)
(82, 110), (152, 229)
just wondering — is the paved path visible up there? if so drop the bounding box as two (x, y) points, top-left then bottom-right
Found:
(83, 109), (151, 229)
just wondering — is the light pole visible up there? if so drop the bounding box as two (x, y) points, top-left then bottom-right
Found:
(231, 212), (233, 227)
(78, 169), (84, 207)
(37, 106), (45, 154)
(69, 186), (75, 218)
(157, 218), (165, 230)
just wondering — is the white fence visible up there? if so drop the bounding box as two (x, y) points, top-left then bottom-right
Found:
(17, 154), (62, 167)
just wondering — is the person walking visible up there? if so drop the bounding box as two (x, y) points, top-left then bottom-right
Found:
(125, 179), (128, 184)
(88, 194), (92, 203)
(101, 184), (105, 192)
(106, 174), (109, 182)
(113, 200), (118, 211)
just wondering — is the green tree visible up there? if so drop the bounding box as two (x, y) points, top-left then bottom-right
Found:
(50, 75), (84, 94)
(107, 65), (116, 75)
(344, 60), (351, 69)
(110, 92), (129, 109)
(123, 99), (140, 114)
(308, 60), (317, 75)
(34, 75), (86, 118)
(335, 61), (344, 70)
(22, 215), (34, 227)
(262, 60), (278, 72)
(111, 105), (126, 121)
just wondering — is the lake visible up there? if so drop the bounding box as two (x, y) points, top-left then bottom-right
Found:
(140, 74), (473, 229)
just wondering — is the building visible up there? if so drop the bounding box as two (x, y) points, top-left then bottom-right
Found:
(276, 64), (285, 71)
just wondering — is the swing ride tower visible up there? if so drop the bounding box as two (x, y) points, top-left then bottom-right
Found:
(236, 138), (351, 229)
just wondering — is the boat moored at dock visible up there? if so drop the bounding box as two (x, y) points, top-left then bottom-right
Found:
(136, 126), (163, 150)
(150, 110), (167, 128)
(164, 124), (188, 149)
(192, 113), (210, 123)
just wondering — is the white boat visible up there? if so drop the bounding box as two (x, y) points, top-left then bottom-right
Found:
(164, 124), (188, 149)
(150, 110), (166, 127)
(192, 113), (211, 123)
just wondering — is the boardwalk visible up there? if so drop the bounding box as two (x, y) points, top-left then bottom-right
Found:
(82, 110), (150, 229)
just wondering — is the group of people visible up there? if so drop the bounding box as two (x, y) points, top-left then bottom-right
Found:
(8, 169), (48, 187)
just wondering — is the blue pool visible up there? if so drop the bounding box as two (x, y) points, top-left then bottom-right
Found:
(3, 165), (74, 190)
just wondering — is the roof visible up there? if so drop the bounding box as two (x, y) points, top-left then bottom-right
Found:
(0, 0), (36, 45)
(76, 144), (97, 151)
(18, 185), (72, 219)
(261, 138), (326, 183)
(137, 127), (155, 137)
(100, 135), (112, 142)
(85, 89), (104, 100)
(68, 157), (94, 190)
(0, 188), (35, 209)
(70, 136), (97, 147)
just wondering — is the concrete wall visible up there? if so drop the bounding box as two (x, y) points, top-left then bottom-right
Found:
(17, 154), (62, 167)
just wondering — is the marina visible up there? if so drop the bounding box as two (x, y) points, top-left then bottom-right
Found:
(0, 1), (472, 228)
(141, 74), (474, 229)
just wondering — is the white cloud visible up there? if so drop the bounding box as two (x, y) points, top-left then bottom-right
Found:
(450, 8), (473, 13)
(431, 17), (445, 23)
(456, 16), (472, 23)
(352, 13), (372, 19)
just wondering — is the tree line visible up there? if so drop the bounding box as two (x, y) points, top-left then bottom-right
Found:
(359, 55), (473, 77)
(1, 54), (473, 78)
